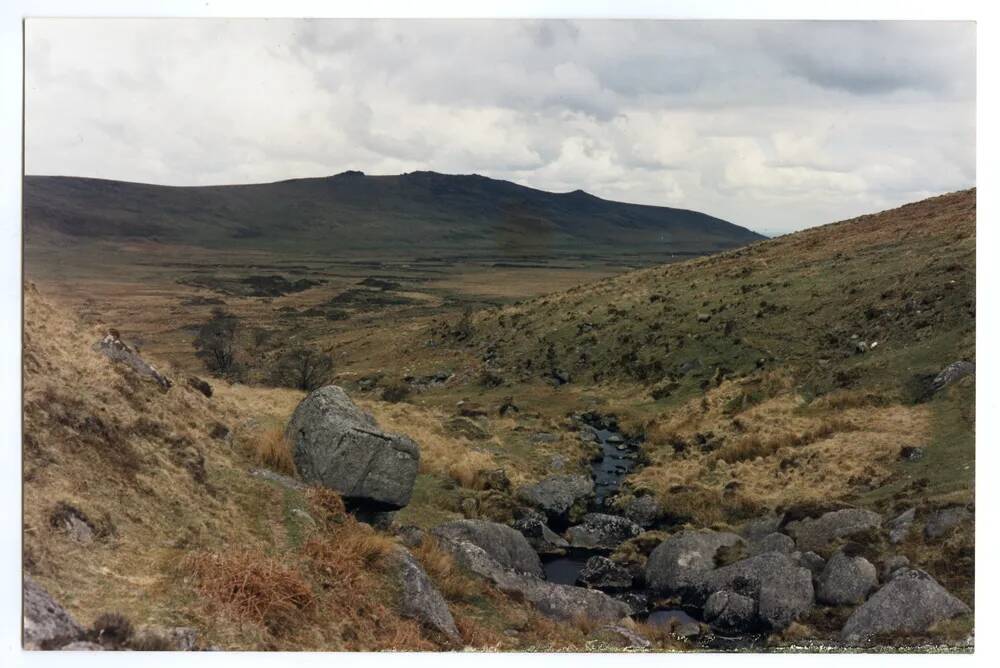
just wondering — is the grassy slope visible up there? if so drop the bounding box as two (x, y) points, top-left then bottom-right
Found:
(442, 190), (974, 518)
(22, 285), (636, 651)
(23, 171), (763, 256)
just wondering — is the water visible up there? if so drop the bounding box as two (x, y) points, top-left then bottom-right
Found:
(589, 427), (640, 507)
(645, 608), (700, 627)
(542, 555), (589, 585)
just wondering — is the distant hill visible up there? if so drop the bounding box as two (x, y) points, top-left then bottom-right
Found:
(23, 171), (764, 257)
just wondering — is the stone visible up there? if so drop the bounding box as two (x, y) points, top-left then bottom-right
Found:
(249, 467), (306, 491)
(599, 624), (651, 649)
(618, 494), (664, 528)
(613, 591), (650, 616)
(888, 507), (916, 544)
(511, 516), (568, 556)
(187, 376), (213, 398)
(441, 539), (629, 624)
(748, 532), (795, 556)
(286, 386), (419, 511)
(841, 569), (971, 644)
(798, 551), (826, 581)
(816, 551), (878, 606)
(931, 360), (975, 392)
(784, 508), (882, 553)
(391, 547), (461, 643)
(644, 530), (744, 597)
(739, 513), (785, 542)
(696, 313), (712, 323)
(924, 506), (970, 540)
(577, 556), (633, 590)
(566, 513), (643, 550)
(899, 446), (925, 461)
(444, 416), (491, 441)
(23, 576), (84, 649)
(880, 555), (910, 583)
(395, 525), (426, 549)
(703, 590), (757, 632)
(516, 474), (594, 524)
(94, 332), (172, 390)
(59, 641), (104, 651)
(700, 552), (814, 630)
(432, 519), (543, 577)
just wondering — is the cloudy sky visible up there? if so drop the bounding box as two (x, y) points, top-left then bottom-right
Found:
(25, 19), (975, 235)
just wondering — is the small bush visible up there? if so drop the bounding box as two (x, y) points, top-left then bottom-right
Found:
(184, 549), (315, 635)
(89, 612), (134, 648)
(380, 381), (411, 403)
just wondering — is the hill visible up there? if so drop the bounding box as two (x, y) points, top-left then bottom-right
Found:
(22, 171), (764, 257)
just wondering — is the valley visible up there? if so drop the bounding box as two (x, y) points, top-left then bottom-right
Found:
(21, 186), (975, 652)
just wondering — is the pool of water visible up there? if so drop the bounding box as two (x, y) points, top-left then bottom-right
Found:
(542, 554), (590, 585)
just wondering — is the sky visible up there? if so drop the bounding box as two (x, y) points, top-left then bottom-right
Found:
(24, 19), (975, 235)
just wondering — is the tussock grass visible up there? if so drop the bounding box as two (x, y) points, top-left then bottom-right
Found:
(243, 426), (296, 476)
(184, 549), (315, 635)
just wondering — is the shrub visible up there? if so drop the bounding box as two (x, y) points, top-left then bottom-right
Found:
(89, 612), (133, 648)
(192, 308), (242, 377)
(271, 346), (334, 391)
(380, 381), (410, 403)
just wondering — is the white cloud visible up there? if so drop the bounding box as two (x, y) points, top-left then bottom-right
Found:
(24, 19), (975, 234)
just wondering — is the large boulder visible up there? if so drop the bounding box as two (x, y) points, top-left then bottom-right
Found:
(516, 475), (594, 525)
(644, 529), (744, 596)
(841, 569), (971, 644)
(816, 551), (877, 606)
(432, 519), (543, 577)
(390, 547), (461, 643)
(286, 386), (419, 510)
(700, 552), (814, 630)
(566, 513), (643, 550)
(23, 577), (84, 649)
(784, 508), (882, 553)
(441, 539), (628, 623)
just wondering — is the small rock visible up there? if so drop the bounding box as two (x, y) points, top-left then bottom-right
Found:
(511, 516), (569, 556)
(748, 532), (795, 556)
(209, 423), (230, 441)
(888, 507), (916, 544)
(932, 361), (975, 392)
(530, 431), (558, 444)
(601, 624), (651, 649)
(817, 551), (878, 606)
(880, 555), (910, 583)
(784, 508), (882, 553)
(516, 474), (594, 524)
(924, 506), (971, 540)
(444, 416), (491, 441)
(704, 590), (757, 632)
(696, 313), (712, 323)
(618, 494), (664, 529)
(433, 519), (543, 577)
(187, 376), (213, 398)
(798, 551), (826, 580)
(899, 446), (925, 461)
(675, 622), (702, 639)
(59, 641), (104, 651)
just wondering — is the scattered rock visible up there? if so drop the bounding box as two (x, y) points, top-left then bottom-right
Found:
(433, 519), (543, 577)
(840, 569), (971, 644)
(516, 474), (594, 525)
(932, 360), (975, 393)
(703, 590), (756, 632)
(550, 369), (571, 385)
(923, 506), (971, 540)
(888, 507), (916, 544)
(187, 376), (213, 398)
(577, 556), (633, 590)
(94, 332), (172, 390)
(566, 513), (643, 550)
(441, 539), (629, 623)
(817, 551), (878, 606)
(701, 552), (814, 631)
(784, 508), (882, 553)
(391, 547), (461, 643)
(644, 530), (744, 596)
(23, 576), (84, 649)
(286, 386), (419, 511)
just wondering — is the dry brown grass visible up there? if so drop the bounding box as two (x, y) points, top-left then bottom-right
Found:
(243, 426), (296, 476)
(184, 549), (315, 635)
(446, 450), (497, 489)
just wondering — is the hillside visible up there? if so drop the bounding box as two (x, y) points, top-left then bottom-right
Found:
(22, 172), (763, 257)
